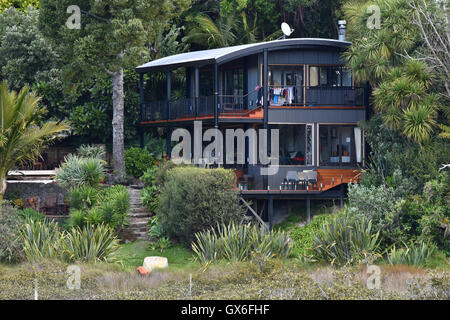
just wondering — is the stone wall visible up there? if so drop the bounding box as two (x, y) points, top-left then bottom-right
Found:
(4, 182), (68, 215)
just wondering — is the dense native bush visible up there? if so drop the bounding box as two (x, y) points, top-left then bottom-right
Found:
(192, 222), (292, 264)
(67, 185), (129, 231)
(413, 173), (449, 252)
(312, 212), (381, 266)
(64, 224), (120, 262)
(361, 114), (450, 193)
(347, 170), (449, 252)
(346, 182), (422, 249)
(157, 167), (245, 245)
(387, 241), (436, 267)
(56, 154), (106, 189)
(124, 147), (155, 178)
(0, 205), (24, 263)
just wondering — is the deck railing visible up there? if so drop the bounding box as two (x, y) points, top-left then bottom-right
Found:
(141, 86), (366, 122)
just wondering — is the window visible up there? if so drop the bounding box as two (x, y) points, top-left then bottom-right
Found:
(268, 66), (304, 105)
(309, 66), (352, 87)
(223, 68), (243, 96)
(273, 124), (313, 166)
(199, 70), (214, 96)
(319, 125), (362, 166)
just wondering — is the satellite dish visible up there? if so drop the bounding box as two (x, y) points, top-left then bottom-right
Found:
(281, 22), (293, 37)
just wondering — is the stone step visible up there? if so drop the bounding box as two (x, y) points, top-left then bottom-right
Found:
(128, 219), (149, 225)
(130, 207), (150, 214)
(129, 213), (151, 219)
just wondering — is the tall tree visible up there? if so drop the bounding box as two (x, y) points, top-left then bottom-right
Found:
(38, 0), (190, 182)
(0, 81), (68, 210)
(343, 0), (447, 145)
(0, 7), (59, 91)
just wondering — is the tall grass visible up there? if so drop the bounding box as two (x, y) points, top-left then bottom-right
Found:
(20, 219), (120, 263)
(313, 213), (380, 266)
(192, 222), (291, 264)
(64, 224), (120, 263)
(21, 219), (63, 261)
(387, 241), (436, 266)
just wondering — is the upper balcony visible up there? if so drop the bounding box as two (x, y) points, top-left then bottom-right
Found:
(136, 38), (368, 125)
(140, 85), (366, 123)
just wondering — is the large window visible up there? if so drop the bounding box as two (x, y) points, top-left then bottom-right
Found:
(273, 124), (313, 166)
(309, 66), (352, 87)
(319, 125), (362, 166)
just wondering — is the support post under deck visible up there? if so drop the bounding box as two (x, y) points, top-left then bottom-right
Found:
(306, 195), (311, 224)
(268, 196), (273, 231)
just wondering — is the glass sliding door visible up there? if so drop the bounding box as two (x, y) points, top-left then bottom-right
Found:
(319, 125), (361, 167)
(274, 124), (313, 166)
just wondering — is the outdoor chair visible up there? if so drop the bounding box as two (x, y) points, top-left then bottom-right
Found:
(298, 170), (318, 190)
(282, 171), (299, 190)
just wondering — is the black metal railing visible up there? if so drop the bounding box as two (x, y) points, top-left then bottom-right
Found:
(268, 85), (365, 107)
(141, 86), (366, 122)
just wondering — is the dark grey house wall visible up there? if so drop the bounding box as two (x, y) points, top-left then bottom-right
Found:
(268, 108), (365, 124)
(268, 48), (345, 65)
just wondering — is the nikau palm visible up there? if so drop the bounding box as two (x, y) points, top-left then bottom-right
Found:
(0, 81), (68, 210)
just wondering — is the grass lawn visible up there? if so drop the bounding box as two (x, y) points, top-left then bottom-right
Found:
(117, 240), (200, 272)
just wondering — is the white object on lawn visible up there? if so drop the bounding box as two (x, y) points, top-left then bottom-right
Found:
(143, 256), (168, 273)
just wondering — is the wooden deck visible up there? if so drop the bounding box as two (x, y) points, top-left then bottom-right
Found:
(240, 168), (361, 195)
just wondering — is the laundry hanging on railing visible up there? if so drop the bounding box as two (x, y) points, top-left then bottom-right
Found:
(269, 87), (296, 105)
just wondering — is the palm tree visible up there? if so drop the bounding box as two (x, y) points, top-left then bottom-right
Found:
(182, 12), (238, 49)
(0, 81), (68, 212)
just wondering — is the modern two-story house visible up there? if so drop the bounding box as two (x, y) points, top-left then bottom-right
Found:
(136, 37), (369, 228)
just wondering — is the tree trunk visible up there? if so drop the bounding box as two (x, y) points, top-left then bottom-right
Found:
(0, 177), (7, 215)
(111, 68), (126, 183)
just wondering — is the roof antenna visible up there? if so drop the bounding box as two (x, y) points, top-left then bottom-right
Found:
(280, 22), (293, 40)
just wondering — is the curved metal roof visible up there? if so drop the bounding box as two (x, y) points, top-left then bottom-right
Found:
(136, 38), (351, 73)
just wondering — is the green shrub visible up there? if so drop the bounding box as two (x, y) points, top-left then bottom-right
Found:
(157, 167), (245, 245)
(68, 185), (100, 210)
(67, 185), (129, 231)
(192, 222), (292, 264)
(387, 241), (436, 266)
(313, 212), (381, 266)
(289, 214), (333, 258)
(0, 205), (25, 263)
(64, 224), (120, 262)
(346, 183), (423, 249)
(125, 147), (155, 178)
(56, 154), (106, 188)
(141, 160), (178, 212)
(417, 173), (449, 252)
(21, 218), (63, 261)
